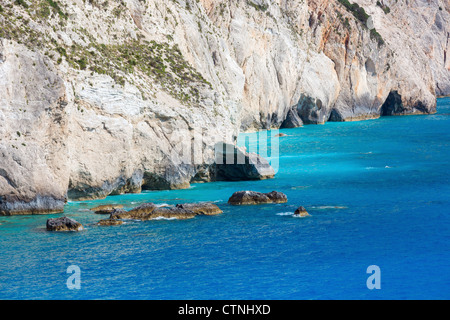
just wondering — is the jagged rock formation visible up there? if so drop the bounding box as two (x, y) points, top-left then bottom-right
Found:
(0, 0), (449, 215)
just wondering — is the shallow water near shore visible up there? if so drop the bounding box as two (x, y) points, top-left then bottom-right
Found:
(1, 98), (449, 300)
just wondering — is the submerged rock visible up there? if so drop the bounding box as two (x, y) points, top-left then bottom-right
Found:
(228, 191), (288, 205)
(294, 206), (310, 217)
(91, 204), (124, 214)
(175, 203), (222, 215)
(46, 217), (83, 232)
(274, 133), (288, 137)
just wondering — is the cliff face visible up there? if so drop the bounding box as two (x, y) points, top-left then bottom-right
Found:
(0, 0), (448, 215)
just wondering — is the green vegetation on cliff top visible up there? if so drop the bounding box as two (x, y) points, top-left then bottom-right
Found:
(0, 0), (212, 105)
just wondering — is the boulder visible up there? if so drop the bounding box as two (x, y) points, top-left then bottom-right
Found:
(294, 206), (310, 217)
(265, 191), (288, 203)
(213, 143), (275, 181)
(228, 191), (287, 205)
(90, 204), (124, 214)
(274, 133), (288, 137)
(46, 217), (83, 231)
(175, 203), (222, 215)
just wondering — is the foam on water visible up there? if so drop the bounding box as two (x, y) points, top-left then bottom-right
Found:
(276, 212), (294, 216)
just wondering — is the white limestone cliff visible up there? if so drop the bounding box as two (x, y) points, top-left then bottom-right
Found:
(0, 0), (448, 214)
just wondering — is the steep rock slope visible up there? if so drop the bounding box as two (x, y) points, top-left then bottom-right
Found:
(0, 0), (448, 215)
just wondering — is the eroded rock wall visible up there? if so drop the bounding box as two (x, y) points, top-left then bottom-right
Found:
(0, 0), (448, 214)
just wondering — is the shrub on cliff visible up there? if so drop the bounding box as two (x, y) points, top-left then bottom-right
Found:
(338, 0), (370, 25)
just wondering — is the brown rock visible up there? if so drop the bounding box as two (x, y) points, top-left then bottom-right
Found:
(110, 203), (156, 220)
(91, 204), (124, 214)
(149, 207), (197, 220)
(109, 203), (198, 221)
(175, 203), (223, 215)
(294, 206), (310, 217)
(228, 191), (287, 205)
(46, 217), (83, 232)
(97, 218), (124, 226)
(265, 191), (288, 203)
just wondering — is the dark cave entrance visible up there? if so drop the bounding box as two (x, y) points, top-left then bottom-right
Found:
(380, 91), (404, 116)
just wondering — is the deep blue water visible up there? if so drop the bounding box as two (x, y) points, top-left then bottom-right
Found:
(0, 98), (449, 300)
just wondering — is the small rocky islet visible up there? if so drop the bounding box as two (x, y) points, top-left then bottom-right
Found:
(46, 190), (311, 231)
(46, 217), (84, 232)
(294, 206), (310, 217)
(228, 190), (288, 205)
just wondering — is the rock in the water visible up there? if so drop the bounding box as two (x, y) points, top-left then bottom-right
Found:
(110, 203), (198, 221)
(46, 217), (83, 231)
(274, 133), (288, 137)
(108, 202), (222, 222)
(228, 191), (287, 205)
(213, 143), (275, 181)
(110, 203), (156, 220)
(97, 218), (124, 226)
(281, 108), (303, 128)
(149, 207), (197, 220)
(294, 206), (310, 217)
(91, 204), (124, 214)
(265, 191), (288, 203)
(176, 203), (222, 215)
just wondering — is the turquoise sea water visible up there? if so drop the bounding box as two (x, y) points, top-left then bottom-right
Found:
(0, 98), (449, 300)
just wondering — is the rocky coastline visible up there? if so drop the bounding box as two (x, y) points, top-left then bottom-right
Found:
(1, 0), (449, 215)
(47, 190), (309, 231)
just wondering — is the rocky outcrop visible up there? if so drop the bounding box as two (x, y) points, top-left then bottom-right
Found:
(110, 204), (157, 220)
(294, 206), (310, 217)
(108, 202), (221, 221)
(46, 217), (83, 232)
(265, 191), (289, 204)
(0, 0), (448, 214)
(212, 143), (275, 181)
(281, 108), (303, 129)
(149, 207), (198, 220)
(175, 203), (222, 216)
(228, 191), (288, 205)
(97, 218), (124, 226)
(91, 204), (124, 214)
